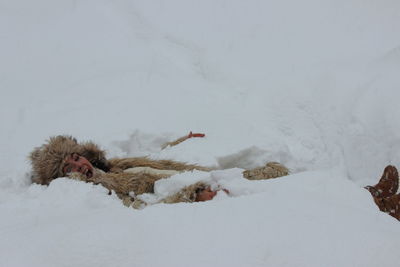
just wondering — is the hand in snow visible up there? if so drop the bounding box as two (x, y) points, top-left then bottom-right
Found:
(195, 186), (229, 202)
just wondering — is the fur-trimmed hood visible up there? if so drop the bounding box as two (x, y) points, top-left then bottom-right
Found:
(29, 135), (109, 185)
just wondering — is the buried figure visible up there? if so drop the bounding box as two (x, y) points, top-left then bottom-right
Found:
(365, 165), (400, 221)
(29, 135), (400, 218)
(29, 135), (289, 208)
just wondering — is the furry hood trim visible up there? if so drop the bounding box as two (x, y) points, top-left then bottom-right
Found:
(29, 135), (108, 185)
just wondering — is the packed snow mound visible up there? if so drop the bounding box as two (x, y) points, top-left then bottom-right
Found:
(1, 0), (400, 266)
(1, 170), (400, 267)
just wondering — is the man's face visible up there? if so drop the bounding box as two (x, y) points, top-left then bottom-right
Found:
(63, 153), (94, 178)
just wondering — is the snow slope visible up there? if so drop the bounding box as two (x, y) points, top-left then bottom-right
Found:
(1, 0), (400, 266)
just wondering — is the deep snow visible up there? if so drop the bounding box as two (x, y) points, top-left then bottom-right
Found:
(1, 0), (400, 266)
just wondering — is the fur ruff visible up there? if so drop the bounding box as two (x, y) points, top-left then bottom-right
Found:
(69, 170), (208, 208)
(69, 168), (169, 195)
(29, 135), (108, 185)
(131, 181), (209, 209)
(108, 157), (211, 173)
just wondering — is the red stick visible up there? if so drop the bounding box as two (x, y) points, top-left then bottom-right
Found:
(188, 131), (205, 138)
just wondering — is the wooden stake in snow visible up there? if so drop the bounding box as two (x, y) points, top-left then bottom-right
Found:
(161, 131), (205, 149)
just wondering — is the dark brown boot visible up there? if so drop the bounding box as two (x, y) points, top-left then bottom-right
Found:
(373, 194), (400, 221)
(365, 165), (399, 198)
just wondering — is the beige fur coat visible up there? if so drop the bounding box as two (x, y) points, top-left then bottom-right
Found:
(30, 135), (289, 209)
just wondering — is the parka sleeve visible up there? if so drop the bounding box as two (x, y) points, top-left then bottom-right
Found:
(131, 181), (209, 209)
(161, 182), (209, 204)
(108, 157), (212, 173)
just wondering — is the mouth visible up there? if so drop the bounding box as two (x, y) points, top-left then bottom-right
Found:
(86, 169), (93, 178)
(81, 166), (93, 179)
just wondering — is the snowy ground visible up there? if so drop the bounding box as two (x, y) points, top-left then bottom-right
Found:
(1, 0), (400, 266)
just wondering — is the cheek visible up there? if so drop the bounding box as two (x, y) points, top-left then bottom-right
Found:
(70, 165), (80, 172)
(81, 159), (93, 168)
(77, 159), (87, 167)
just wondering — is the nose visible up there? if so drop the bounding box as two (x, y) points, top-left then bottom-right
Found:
(73, 161), (81, 168)
(71, 161), (85, 171)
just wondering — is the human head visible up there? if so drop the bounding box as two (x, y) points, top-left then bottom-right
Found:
(29, 135), (108, 184)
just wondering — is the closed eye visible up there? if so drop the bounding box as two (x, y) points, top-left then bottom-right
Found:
(72, 153), (79, 161)
(64, 164), (72, 174)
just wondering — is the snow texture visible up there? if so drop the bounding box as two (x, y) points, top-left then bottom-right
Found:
(1, 0), (400, 266)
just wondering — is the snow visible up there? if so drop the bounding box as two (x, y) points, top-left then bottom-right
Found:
(1, 0), (400, 266)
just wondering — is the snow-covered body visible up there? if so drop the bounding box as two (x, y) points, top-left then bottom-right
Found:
(1, 0), (400, 266)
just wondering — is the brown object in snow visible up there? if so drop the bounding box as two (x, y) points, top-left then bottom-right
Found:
(372, 193), (400, 221)
(366, 165), (400, 221)
(365, 165), (399, 198)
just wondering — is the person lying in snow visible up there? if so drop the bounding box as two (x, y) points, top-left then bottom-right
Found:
(29, 135), (289, 208)
(365, 165), (400, 221)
